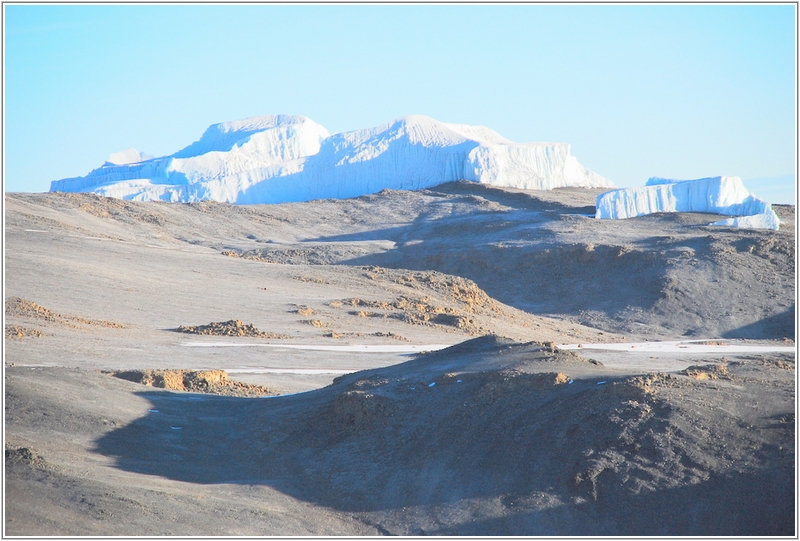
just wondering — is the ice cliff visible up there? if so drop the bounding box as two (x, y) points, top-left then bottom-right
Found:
(595, 176), (780, 230)
(50, 114), (614, 204)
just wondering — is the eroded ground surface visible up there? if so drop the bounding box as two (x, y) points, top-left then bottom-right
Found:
(4, 184), (795, 535)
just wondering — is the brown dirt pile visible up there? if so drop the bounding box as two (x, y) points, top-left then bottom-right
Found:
(5, 297), (124, 329)
(107, 369), (276, 397)
(329, 296), (485, 335)
(362, 267), (499, 313)
(5, 325), (45, 339)
(174, 319), (288, 338)
(6, 297), (58, 321)
(681, 363), (733, 380)
(292, 305), (315, 316)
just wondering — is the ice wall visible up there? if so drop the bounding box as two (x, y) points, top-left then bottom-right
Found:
(595, 176), (780, 230)
(50, 114), (614, 204)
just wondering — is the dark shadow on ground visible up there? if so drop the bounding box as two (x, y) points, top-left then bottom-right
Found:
(347, 237), (670, 315)
(423, 181), (601, 215)
(92, 337), (795, 535)
(426, 469), (795, 536)
(722, 306), (796, 340)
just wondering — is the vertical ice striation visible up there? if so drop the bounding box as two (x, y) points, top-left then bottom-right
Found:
(464, 143), (610, 190)
(50, 114), (614, 204)
(595, 176), (780, 230)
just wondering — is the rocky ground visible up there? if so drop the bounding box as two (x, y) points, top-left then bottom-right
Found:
(4, 183), (796, 536)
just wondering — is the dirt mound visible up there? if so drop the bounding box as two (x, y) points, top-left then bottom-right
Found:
(362, 268), (499, 313)
(5, 297), (124, 329)
(318, 268), (524, 337)
(174, 319), (288, 338)
(292, 305), (315, 316)
(5, 324), (45, 339)
(329, 295), (485, 334)
(5, 446), (48, 470)
(107, 369), (276, 397)
(681, 363), (733, 380)
(6, 297), (57, 320)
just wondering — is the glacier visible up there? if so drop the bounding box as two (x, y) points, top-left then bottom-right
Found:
(595, 176), (780, 230)
(106, 148), (153, 165)
(49, 114), (614, 204)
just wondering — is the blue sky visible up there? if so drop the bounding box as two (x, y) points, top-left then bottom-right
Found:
(4, 4), (796, 203)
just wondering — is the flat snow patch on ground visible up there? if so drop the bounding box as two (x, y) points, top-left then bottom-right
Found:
(226, 368), (359, 375)
(180, 342), (453, 353)
(559, 339), (795, 354)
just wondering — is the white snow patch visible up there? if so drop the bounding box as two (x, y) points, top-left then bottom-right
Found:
(711, 213), (781, 230)
(51, 114), (613, 203)
(595, 176), (780, 230)
(226, 368), (358, 375)
(180, 342), (452, 353)
(559, 340), (795, 354)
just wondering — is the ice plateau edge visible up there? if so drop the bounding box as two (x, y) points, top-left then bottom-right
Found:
(50, 114), (614, 204)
